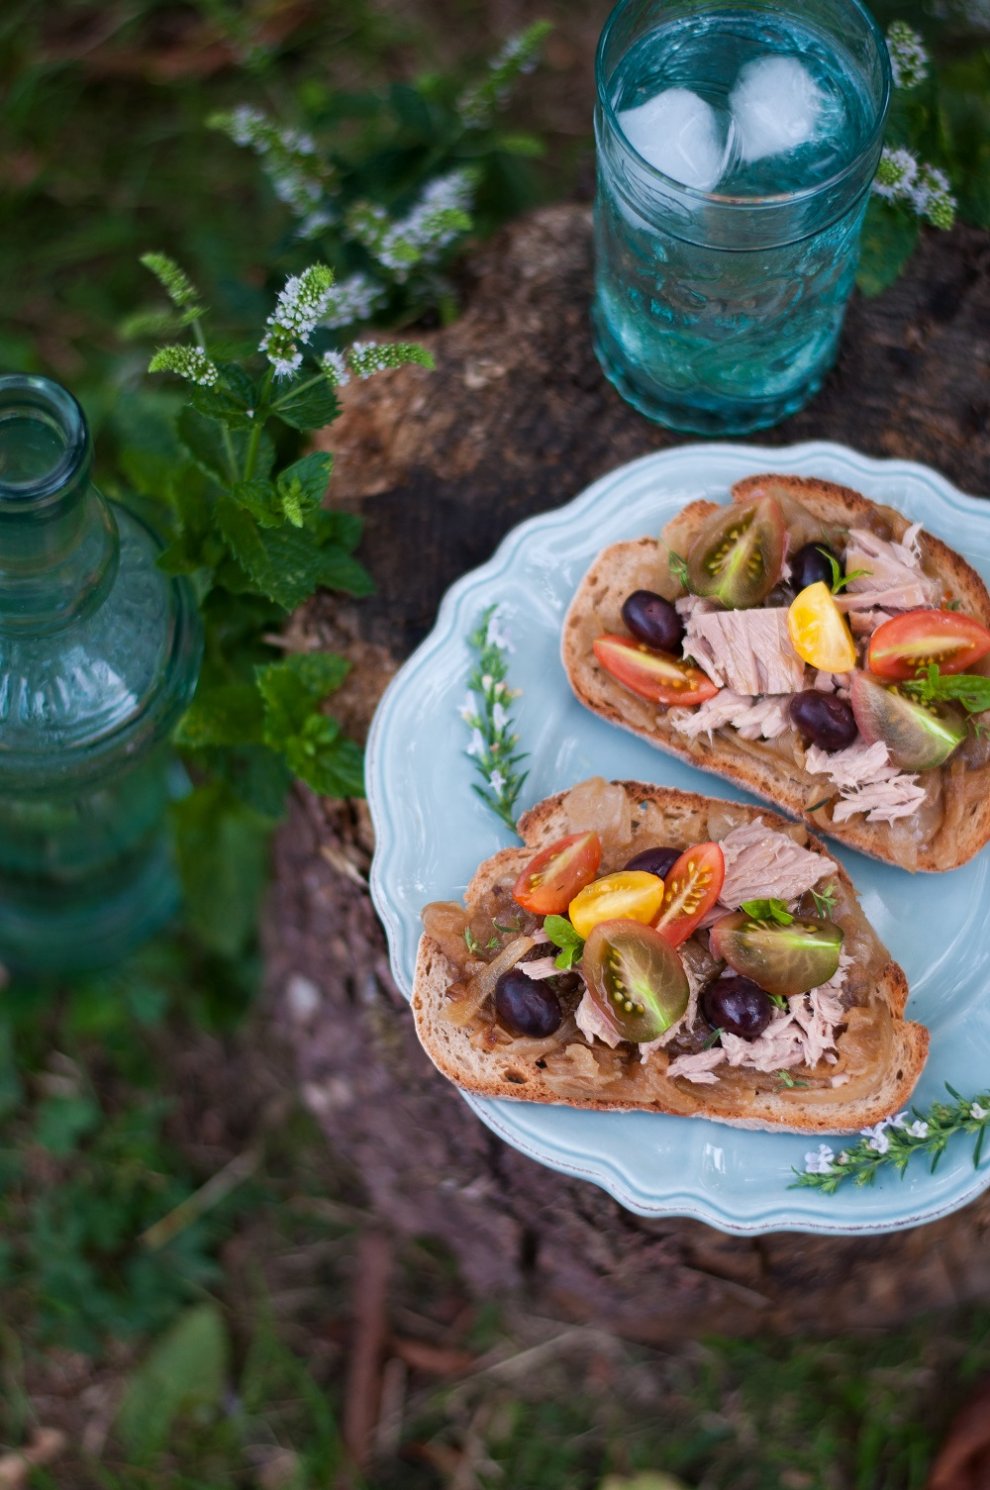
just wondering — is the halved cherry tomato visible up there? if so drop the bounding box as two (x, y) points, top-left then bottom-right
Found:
(582, 919), (689, 1042)
(787, 582), (857, 673)
(652, 842), (725, 948)
(511, 831), (602, 916)
(593, 635), (719, 707)
(867, 608), (990, 680)
(709, 912), (843, 998)
(686, 495), (786, 610)
(567, 870), (665, 940)
(850, 673), (966, 770)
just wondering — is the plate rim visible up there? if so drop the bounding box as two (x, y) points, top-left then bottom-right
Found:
(367, 438), (990, 1235)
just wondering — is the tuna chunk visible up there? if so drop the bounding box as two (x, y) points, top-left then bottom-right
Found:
(805, 740), (927, 824)
(666, 1048), (724, 1084)
(668, 690), (792, 742)
(683, 608), (806, 695)
(840, 525), (941, 613)
(574, 989), (621, 1048)
(717, 820), (837, 907)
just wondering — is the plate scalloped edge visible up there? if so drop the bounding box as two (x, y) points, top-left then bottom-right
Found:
(367, 440), (990, 1236)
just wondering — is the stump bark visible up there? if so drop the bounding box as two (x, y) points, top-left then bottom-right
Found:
(266, 205), (990, 1336)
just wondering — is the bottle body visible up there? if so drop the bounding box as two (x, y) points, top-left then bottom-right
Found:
(0, 377), (202, 972)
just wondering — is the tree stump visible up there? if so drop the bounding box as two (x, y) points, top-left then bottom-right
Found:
(266, 205), (990, 1336)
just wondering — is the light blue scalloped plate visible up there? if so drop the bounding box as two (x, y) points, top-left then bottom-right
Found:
(367, 442), (990, 1234)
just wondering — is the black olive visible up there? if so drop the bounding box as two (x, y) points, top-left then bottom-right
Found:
(789, 690), (858, 752)
(791, 542), (840, 592)
(623, 845), (681, 879)
(701, 975), (774, 1040)
(494, 969), (563, 1038)
(621, 590), (685, 653)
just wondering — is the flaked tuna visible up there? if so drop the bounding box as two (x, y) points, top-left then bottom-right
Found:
(840, 525), (941, 613)
(717, 820), (837, 907)
(683, 607), (806, 695)
(805, 740), (927, 824)
(668, 690), (792, 742)
(666, 1048), (723, 1084)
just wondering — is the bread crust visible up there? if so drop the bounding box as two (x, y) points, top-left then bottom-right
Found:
(412, 780), (928, 1134)
(561, 474), (990, 872)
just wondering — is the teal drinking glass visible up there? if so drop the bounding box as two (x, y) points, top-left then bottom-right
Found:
(0, 375), (202, 972)
(592, 0), (891, 435)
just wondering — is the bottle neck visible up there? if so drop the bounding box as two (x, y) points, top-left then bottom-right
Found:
(0, 376), (118, 635)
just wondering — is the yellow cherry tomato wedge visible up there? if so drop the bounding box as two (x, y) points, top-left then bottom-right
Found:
(787, 582), (857, 673)
(567, 870), (665, 941)
(652, 842), (725, 948)
(511, 831), (602, 916)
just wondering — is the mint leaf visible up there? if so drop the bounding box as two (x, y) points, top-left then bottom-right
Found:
(277, 452), (334, 527)
(815, 547), (871, 594)
(810, 883), (838, 918)
(217, 498), (373, 610)
(273, 377), (339, 432)
(172, 783), (271, 957)
(740, 898), (794, 925)
(543, 914), (584, 970)
(174, 682), (265, 749)
(903, 664), (990, 715)
(256, 653), (351, 745)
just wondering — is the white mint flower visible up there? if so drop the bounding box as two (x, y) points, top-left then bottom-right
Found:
(261, 264), (335, 376)
(861, 1122), (891, 1155)
(147, 345), (220, 387)
(872, 146), (919, 201)
(348, 169), (474, 282)
(489, 768), (507, 795)
(492, 701), (510, 731)
(321, 272), (386, 331)
(888, 1111), (909, 1130)
(887, 21), (929, 89)
(346, 340), (432, 380)
(466, 728), (485, 759)
(971, 1102), (988, 1120)
(458, 693), (477, 723)
(321, 350), (350, 388)
(905, 1120), (929, 1139)
(486, 608), (514, 652)
(805, 1144), (835, 1175)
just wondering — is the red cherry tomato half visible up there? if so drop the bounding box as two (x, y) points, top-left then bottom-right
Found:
(511, 831), (602, 916)
(652, 842), (725, 948)
(867, 609), (990, 680)
(593, 635), (719, 707)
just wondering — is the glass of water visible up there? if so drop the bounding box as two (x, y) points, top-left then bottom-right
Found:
(592, 0), (891, 435)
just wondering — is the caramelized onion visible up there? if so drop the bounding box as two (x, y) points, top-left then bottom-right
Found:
(442, 934), (537, 1027)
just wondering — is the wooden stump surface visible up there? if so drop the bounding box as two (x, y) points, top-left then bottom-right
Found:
(265, 205), (990, 1336)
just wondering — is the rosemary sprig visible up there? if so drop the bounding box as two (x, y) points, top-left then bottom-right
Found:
(792, 1085), (990, 1194)
(461, 604), (528, 834)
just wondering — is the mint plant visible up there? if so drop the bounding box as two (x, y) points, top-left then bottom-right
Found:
(207, 22), (551, 331)
(133, 253), (432, 953)
(858, 17), (974, 295)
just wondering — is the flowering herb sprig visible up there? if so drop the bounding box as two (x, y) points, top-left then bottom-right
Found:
(209, 23), (551, 330)
(793, 1085), (990, 1194)
(129, 252), (432, 955)
(462, 605), (528, 833)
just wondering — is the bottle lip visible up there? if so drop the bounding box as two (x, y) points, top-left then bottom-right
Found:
(0, 374), (92, 509)
(594, 0), (891, 212)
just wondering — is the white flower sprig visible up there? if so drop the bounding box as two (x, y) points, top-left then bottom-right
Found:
(872, 147), (957, 228)
(210, 105), (330, 219)
(462, 605), (528, 833)
(323, 340), (434, 386)
(346, 168), (477, 284)
(792, 1085), (990, 1194)
(457, 21), (552, 128)
(260, 265), (337, 378)
(886, 21), (929, 89)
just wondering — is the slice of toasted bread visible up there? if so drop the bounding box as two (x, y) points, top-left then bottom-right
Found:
(561, 474), (990, 872)
(412, 780), (928, 1134)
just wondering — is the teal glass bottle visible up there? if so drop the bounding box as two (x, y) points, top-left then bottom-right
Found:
(0, 375), (202, 972)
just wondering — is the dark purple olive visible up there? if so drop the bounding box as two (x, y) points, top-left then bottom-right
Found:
(494, 969), (563, 1038)
(623, 845), (681, 879)
(789, 690), (859, 753)
(700, 975), (774, 1040)
(791, 542), (840, 592)
(621, 590), (685, 654)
